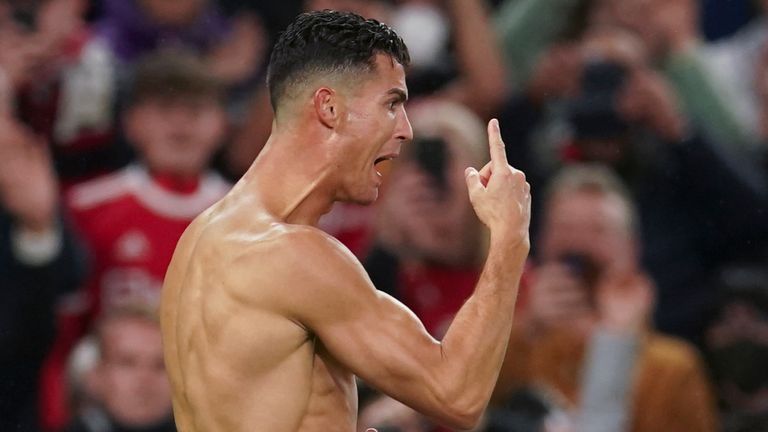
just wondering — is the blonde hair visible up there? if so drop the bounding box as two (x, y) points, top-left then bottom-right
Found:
(94, 304), (161, 353)
(546, 163), (639, 235)
(408, 100), (490, 168)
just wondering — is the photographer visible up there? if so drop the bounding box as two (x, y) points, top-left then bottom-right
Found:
(498, 25), (768, 340)
(492, 164), (718, 432)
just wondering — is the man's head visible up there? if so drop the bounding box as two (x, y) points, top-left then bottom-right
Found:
(124, 49), (225, 179)
(266, 10), (412, 205)
(267, 10), (409, 117)
(90, 306), (172, 427)
(539, 164), (639, 274)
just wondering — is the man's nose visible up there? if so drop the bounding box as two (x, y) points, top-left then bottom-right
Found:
(396, 110), (413, 143)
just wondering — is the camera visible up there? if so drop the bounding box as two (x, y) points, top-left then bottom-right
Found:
(9, 1), (40, 31)
(409, 135), (449, 197)
(567, 59), (629, 140)
(558, 252), (601, 300)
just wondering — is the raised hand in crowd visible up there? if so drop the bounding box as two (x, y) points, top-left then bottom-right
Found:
(0, 106), (57, 234)
(526, 262), (593, 334)
(527, 43), (583, 106)
(207, 13), (267, 86)
(591, 0), (697, 60)
(649, 0), (698, 55)
(619, 68), (686, 142)
(595, 270), (655, 334)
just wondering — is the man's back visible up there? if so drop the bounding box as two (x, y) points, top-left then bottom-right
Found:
(160, 196), (358, 432)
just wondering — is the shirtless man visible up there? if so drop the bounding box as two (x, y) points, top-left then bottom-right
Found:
(160, 10), (531, 432)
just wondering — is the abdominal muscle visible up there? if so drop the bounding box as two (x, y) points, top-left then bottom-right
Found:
(168, 315), (358, 432)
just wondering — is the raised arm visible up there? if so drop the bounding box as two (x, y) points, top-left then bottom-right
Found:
(278, 120), (530, 429)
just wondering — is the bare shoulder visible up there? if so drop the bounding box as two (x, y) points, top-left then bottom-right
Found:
(257, 224), (370, 291)
(271, 225), (363, 269)
(253, 224), (379, 323)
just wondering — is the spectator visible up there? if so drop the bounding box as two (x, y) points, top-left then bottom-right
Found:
(64, 306), (175, 432)
(0, 0), (124, 184)
(67, 48), (230, 317)
(494, 0), (755, 154)
(0, 89), (86, 431)
(492, 164), (719, 432)
(702, 265), (768, 432)
(41, 49), (231, 430)
(499, 25), (768, 339)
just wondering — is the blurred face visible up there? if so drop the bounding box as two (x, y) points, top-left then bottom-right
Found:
(125, 97), (225, 178)
(333, 54), (413, 205)
(539, 190), (636, 272)
(95, 318), (172, 427)
(706, 300), (768, 410)
(393, 135), (479, 251)
(590, 0), (664, 58)
(139, 0), (205, 27)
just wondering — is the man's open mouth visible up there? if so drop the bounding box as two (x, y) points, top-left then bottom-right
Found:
(374, 155), (397, 166)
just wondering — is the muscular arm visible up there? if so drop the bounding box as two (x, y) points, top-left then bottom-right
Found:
(276, 120), (530, 429)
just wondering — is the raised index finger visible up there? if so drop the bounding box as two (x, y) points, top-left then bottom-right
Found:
(487, 118), (508, 168)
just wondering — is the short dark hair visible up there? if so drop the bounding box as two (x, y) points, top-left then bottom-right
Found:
(130, 49), (223, 107)
(266, 10), (410, 113)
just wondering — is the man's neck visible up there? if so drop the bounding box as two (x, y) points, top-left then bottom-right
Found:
(241, 132), (337, 227)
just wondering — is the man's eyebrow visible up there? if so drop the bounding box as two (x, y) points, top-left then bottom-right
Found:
(386, 88), (408, 102)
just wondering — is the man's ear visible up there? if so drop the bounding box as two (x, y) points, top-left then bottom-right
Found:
(313, 87), (340, 129)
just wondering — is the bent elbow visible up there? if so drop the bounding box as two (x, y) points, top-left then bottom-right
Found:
(438, 394), (485, 430)
(450, 404), (484, 430)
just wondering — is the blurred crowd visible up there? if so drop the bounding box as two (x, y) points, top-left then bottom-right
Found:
(2, 0), (768, 431)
